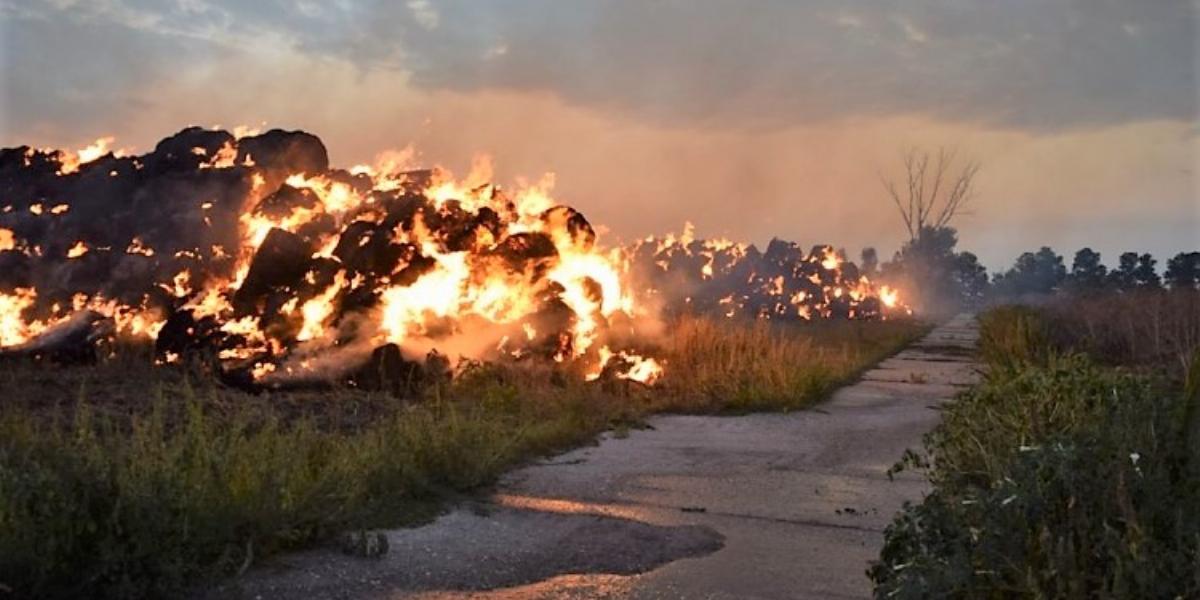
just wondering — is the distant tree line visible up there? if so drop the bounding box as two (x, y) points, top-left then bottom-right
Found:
(992, 248), (1200, 297)
(867, 234), (1199, 314)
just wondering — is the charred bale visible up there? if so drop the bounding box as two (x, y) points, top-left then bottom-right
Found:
(334, 221), (407, 276)
(839, 261), (860, 282)
(143, 127), (237, 174)
(0, 146), (35, 172)
(380, 193), (427, 231)
(0, 311), (111, 365)
(396, 169), (435, 192)
(349, 343), (423, 396)
(339, 285), (382, 314)
(155, 308), (221, 360)
(488, 232), (558, 270)
(304, 257), (344, 290)
(255, 184), (320, 218)
(294, 213), (338, 243)
(422, 201), (476, 245)
(827, 295), (853, 319)
(58, 249), (122, 297)
(233, 228), (314, 311)
(763, 238), (802, 266)
(856, 297), (883, 319)
(391, 248), (437, 287)
(236, 129), (328, 176)
(445, 206), (502, 252)
(121, 167), (251, 262)
(0, 251), (31, 288)
(540, 206), (596, 249)
(106, 253), (164, 306)
(217, 365), (262, 394)
(323, 168), (375, 196)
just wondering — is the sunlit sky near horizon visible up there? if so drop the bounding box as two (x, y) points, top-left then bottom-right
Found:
(2, 0), (1197, 271)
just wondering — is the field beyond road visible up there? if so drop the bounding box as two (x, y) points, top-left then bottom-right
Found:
(0, 316), (924, 600)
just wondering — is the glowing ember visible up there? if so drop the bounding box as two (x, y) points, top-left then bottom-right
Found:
(589, 346), (665, 384)
(621, 353), (665, 384)
(126, 238), (155, 257)
(66, 241), (89, 258)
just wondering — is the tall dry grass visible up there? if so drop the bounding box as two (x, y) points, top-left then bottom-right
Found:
(1040, 289), (1200, 377)
(657, 315), (924, 412)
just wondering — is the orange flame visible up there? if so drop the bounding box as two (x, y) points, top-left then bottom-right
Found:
(66, 241), (89, 258)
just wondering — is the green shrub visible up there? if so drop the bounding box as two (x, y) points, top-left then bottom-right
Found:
(874, 436), (1199, 599)
(925, 355), (1158, 487)
(872, 312), (1200, 598)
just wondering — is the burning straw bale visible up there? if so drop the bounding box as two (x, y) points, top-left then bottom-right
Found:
(629, 224), (901, 322)
(0, 127), (905, 389)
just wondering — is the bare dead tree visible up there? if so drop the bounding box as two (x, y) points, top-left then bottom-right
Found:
(881, 147), (980, 243)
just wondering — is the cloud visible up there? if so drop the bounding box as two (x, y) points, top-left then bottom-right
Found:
(4, 0), (1195, 135)
(386, 0), (1198, 131)
(0, 0), (1195, 269)
(407, 0), (438, 30)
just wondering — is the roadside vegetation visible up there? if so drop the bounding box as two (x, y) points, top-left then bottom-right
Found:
(0, 315), (922, 600)
(870, 290), (1200, 599)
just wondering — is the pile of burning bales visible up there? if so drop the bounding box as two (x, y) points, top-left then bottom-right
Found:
(0, 127), (903, 391)
(630, 223), (900, 321)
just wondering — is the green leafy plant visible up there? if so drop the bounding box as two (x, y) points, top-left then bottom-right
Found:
(871, 304), (1200, 599)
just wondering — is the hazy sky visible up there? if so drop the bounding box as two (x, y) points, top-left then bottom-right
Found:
(1, 0), (1197, 270)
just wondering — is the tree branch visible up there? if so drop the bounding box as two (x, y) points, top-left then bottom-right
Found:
(881, 147), (979, 242)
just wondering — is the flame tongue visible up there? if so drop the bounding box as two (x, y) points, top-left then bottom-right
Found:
(0, 288), (41, 347)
